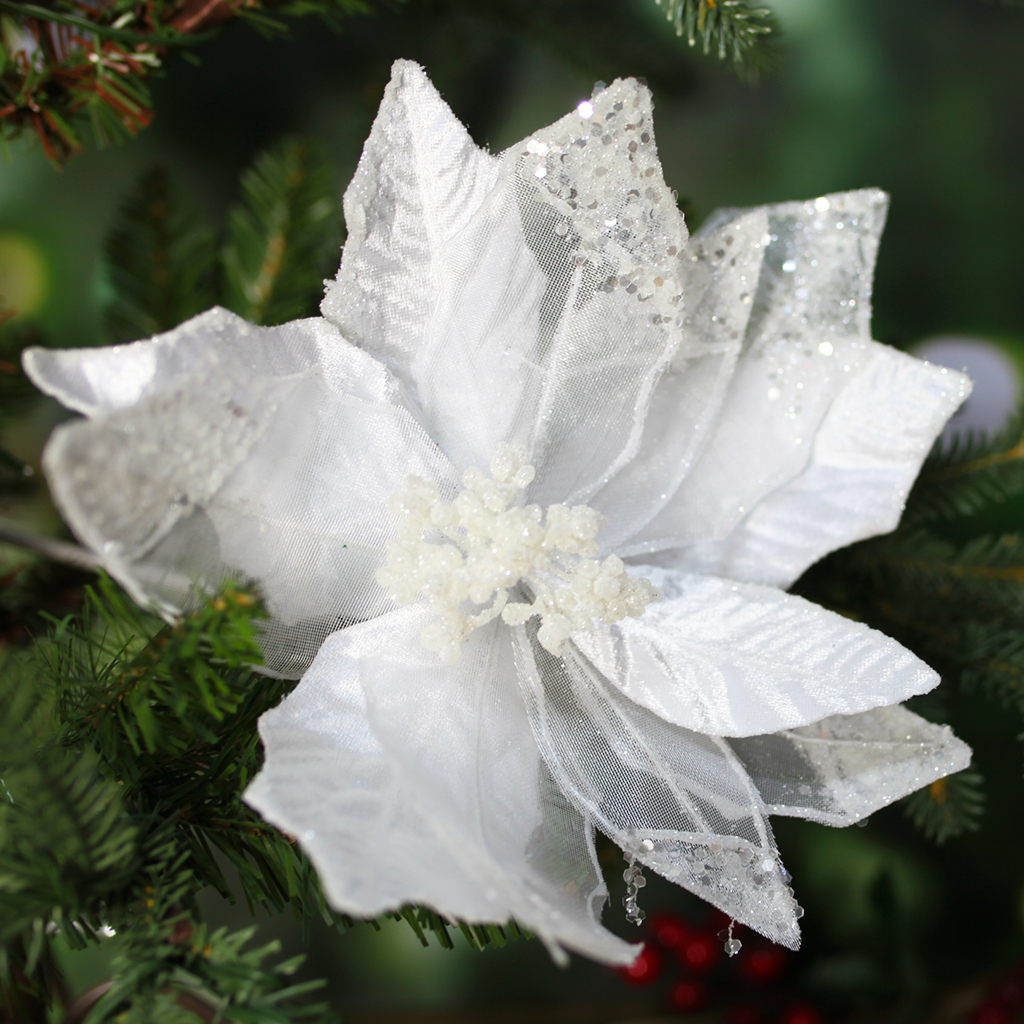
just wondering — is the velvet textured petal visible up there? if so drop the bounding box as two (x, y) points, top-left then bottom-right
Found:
(571, 567), (938, 738)
(322, 61), (550, 472)
(658, 343), (971, 587)
(246, 606), (637, 965)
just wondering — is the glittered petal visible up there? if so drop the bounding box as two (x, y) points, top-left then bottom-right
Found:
(34, 310), (456, 677)
(506, 79), (690, 513)
(513, 619), (802, 950)
(595, 208), (768, 554)
(572, 567), (938, 738)
(247, 606), (636, 965)
(653, 343), (971, 587)
(729, 705), (972, 825)
(635, 190), (892, 553)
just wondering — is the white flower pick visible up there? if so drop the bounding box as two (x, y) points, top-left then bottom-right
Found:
(24, 60), (974, 965)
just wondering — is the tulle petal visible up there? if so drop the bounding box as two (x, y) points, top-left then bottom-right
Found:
(514, 618), (802, 949)
(572, 567), (938, 738)
(33, 310), (456, 677)
(635, 190), (895, 554)
(247, 606), (637, 965)
(597, 207), (768, 554)
(509, 77), (690, 515)
(729, 705), (972, 825)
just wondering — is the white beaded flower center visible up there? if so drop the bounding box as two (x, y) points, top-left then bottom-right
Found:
(376, 443), (662, 665)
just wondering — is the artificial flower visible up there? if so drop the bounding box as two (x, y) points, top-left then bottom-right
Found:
(25, 61), (972, 965)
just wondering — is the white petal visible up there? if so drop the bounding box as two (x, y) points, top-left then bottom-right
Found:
(572, 567), (938, 738)
(321, 60), (545, 472)
(24, 308), (264, 416)
(325, 68), (693, 496)
(634, 190), (891, 553)
(246, 606), (636, 965)
(729, 705), (972, 825)
(511, 78), (690, 512)
(596, 208), (768, 554)
(322, 59), (502, 378)
(35, 310), (456, 677)
(513, 619), (802, 949)
(662, 344), (971, 586)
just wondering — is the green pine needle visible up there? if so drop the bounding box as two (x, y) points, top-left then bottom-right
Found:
(903, 769), (984, 846)
(222, 138), (341, 327)
(104, 165), (217, 343)
(654, 0), (776, 65)
(0, 654), (138, 946)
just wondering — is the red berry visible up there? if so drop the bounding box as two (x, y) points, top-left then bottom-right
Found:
(650, 912), (690, 950)
(616, 943), (663, 986)
(669, 978), (707, 1012)
(780, 1004), (823, 1024)
(679, 932), (720, 973)
(971, 1002), (1014, 1024)
(738, 944), (787, 984)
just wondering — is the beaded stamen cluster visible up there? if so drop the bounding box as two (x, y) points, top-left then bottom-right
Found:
(376, 442), (661, 665)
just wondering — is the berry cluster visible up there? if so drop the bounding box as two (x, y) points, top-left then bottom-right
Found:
(616, 909), (823, 1023)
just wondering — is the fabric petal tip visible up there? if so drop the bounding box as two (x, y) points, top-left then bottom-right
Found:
(22, 306), (240, 417)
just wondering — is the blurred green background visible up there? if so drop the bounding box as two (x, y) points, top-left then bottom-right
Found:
(4, 0), (1024, 1020)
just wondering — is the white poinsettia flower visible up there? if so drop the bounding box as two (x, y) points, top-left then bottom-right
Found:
(25, 60), (973, 964)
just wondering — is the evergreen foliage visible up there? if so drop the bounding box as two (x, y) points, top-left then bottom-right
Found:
(902, 413), (1024, 526)
(0, 0), (371, 165)
(0, 0), (779, 166)
(902, 768), (984, 845)
(222, 140), (340, 327)
(104, 140), (341, 338)
(654, 0), (775, 65)
(105, 166), (217, 345)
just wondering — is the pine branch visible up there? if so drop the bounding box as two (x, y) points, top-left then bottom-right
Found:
(795, 526), (1024, 718)
(653, 0), (776, 66)
(902, 769), (984, 846)
(0, 652), (138, 947)
(904, 408), (1024, 525)
(221, 138), (341, 326)
(92, 908), (333, 1023)
(104, 165), (217, 343)
(0, 0), (372, 166)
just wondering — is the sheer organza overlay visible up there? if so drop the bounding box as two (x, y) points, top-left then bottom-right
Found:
(28, 61), (973, 962)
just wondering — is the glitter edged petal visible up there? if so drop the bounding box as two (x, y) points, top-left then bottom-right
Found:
(729, 704), (972, 825)
(598, 207), (768, 555)
(24, 307), (267, 417)
(513, 619), (802, 949)
(247, 606), (637, 965)
(32, 309), (457, 677)
(655, 343), (971, 587)
(511, 78), (690, 515)
(636, 190), (893, 554)
(573, 567), (939, 738)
